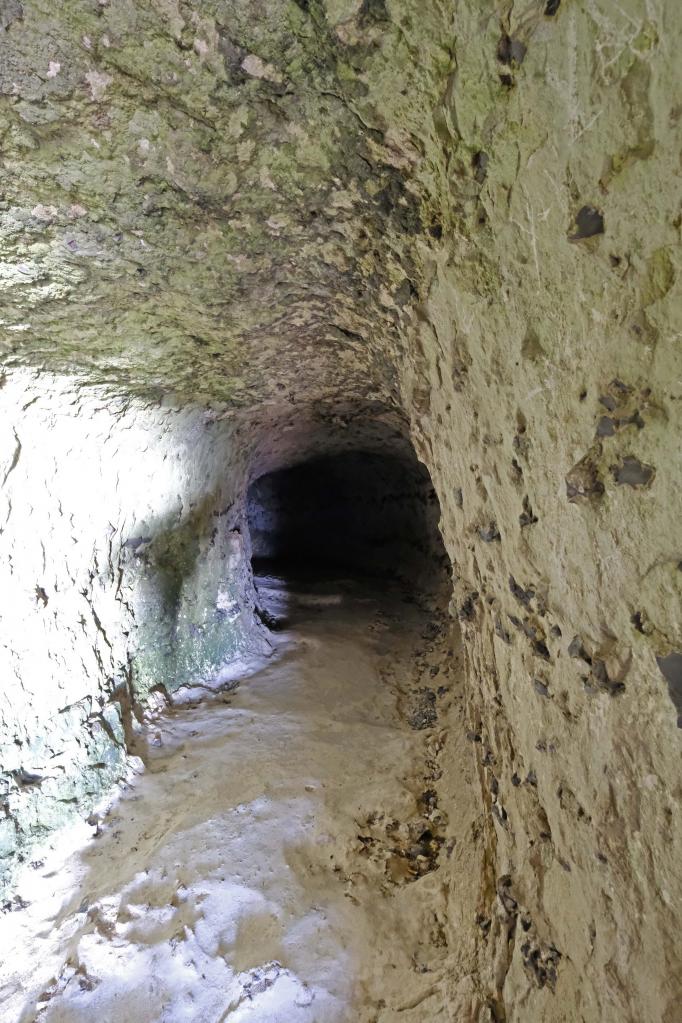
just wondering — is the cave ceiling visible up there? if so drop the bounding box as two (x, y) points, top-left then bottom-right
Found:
(0, 0), (451, 412)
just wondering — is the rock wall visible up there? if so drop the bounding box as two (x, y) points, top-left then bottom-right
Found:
(388, 2), (682, 1020)
(0, 370), (267, 897)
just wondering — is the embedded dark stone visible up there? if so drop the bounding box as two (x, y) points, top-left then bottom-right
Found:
(459, 593), (479, 621)
(611, 456), (655, 487)
(519, 496), (538, 527)
(568, 636), (592, 663)
(498, 33), (527, 67)
(569, 206), (605, 241)
(479, 522), (501, 542)
(473, 151), (489, 184)
(509, 575), (534, 608)
(656, 653), (682, 727)
(566, 454), (605, 502)
(596, 416), (616, 437)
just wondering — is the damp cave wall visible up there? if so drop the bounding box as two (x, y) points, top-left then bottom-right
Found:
(0, 373), (267, 896)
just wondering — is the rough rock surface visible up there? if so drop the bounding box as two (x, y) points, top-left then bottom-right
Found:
(0, 370), (272, 889)
(1, 2), (681, 1021)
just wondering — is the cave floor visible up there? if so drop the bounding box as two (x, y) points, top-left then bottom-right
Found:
(2, 576), (468, 1023)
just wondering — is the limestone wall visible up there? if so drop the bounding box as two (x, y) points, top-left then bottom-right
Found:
(390, 2), (682, 1019)
(0, 371), (266, 897)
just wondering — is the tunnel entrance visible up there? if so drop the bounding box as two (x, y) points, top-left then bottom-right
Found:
(246, 450), (450, 589)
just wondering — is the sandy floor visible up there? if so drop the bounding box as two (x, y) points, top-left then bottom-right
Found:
(1, 576), (467, 1023)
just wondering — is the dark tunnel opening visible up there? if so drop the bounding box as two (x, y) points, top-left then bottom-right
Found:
(246, 450), (451, 590)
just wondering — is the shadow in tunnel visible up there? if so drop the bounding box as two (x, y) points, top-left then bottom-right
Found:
(246, 450), (450, 593)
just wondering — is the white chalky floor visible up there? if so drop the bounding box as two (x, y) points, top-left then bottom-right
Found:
(1, 576), (464, 1023)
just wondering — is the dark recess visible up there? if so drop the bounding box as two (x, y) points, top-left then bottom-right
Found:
(247, 450), (449, 586)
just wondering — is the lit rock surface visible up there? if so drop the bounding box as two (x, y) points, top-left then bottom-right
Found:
(1, 1), (681, 1020)
(0, 370), (270, 884)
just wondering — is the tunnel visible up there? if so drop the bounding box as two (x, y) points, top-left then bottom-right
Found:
(2, 0), (681, 1019)
(1, 392), (470, 1021)
(246, 449), (450, 588)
